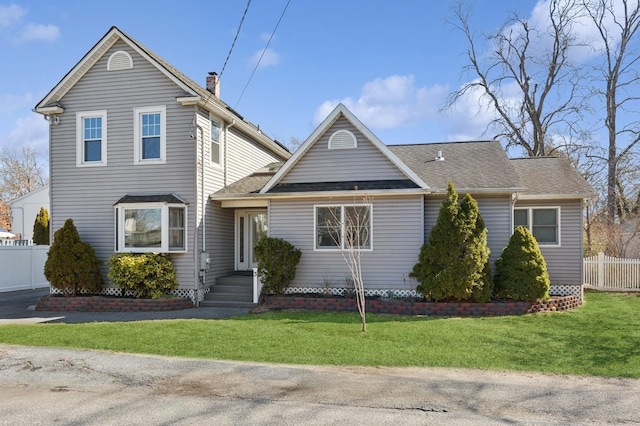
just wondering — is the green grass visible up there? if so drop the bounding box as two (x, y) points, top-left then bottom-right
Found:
(1, 291), (639, 378)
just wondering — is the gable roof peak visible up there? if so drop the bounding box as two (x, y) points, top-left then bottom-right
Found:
(260, 103), (429, 193)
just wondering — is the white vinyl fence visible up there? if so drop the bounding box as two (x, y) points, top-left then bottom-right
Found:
(584, 252), (640, 291)
(0, 245), (49, 292)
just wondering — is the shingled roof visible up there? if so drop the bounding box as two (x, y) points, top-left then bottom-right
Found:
(510, 157), (595, 199)
(388, 141), (525, 192)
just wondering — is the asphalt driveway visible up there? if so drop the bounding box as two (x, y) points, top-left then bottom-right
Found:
(0, 288), (251, 324)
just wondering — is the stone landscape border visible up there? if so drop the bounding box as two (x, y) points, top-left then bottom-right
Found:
(264, 294), (581, 316)
(36, 295), (193, 312)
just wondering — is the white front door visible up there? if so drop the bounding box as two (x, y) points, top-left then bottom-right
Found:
(236, 210), (268, 270)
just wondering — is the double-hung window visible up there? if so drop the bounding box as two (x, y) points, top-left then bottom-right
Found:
(211, 119), (221, 165)
(76, 110), (107, 166)
(134, 105), (166, 164)
(115, 195), (187, 253)
(315, 204), (372, 250)
(514, 207), (560, 246)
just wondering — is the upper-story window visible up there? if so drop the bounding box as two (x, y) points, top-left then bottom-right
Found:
(134, 105), (166, 164)
(211, 119), (221, 165)
(76, 110), (107, 167)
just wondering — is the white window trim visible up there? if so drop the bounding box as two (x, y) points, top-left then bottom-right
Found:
(133, 105), (166, 165)
(115, 202), (187, 253)
(314, 204), (373, 252)
(210, 116), (222, 167)
(76, 110), (107, 167)
(513, 206), (561, 247)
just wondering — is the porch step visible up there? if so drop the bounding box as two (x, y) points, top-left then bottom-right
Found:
(203, 273), (255, 307)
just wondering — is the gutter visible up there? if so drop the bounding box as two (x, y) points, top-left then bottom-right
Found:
(177, 96), (290, 160)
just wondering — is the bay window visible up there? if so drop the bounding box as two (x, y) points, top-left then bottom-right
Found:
(115, 195), (187, 253)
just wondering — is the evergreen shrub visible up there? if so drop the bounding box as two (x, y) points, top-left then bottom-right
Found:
(108, 253), (178, 299)
(44, 218), (103, 296)
(254, 237), (302, 295)
(494, 226), (550, 302)
(410, 182), (492, 302)
(32, 207), (50, 245)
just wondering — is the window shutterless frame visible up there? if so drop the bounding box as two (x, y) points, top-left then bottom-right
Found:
(114, 202), (187, 253)
(133, 105), (166, 164)
(513, 206), (561, 246)
(314, 204), (373, 251)
(76, 110), (107, 167)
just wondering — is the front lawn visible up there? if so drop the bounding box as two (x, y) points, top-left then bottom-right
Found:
(0, 291), (638, 378)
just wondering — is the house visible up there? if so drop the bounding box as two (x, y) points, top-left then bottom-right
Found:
(8, 183), (50, 242)
(34, 26), (594, 305)
(34, 27), (290, 302)
(212, 104), (595, 300)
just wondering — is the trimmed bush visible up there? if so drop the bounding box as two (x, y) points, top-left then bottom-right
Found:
(410, 182), (492, 302)
(254, 237), (302, 295)
(494, 226), (550, 302)
(44, 218), (103, 296)
(32, 207), (50, 245)
(108, 253), (178, 299)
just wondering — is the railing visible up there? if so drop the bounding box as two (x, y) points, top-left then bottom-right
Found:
(584, 252), (640, 290)
(0, 239), (33, 246)
(252, 267), (262, 304)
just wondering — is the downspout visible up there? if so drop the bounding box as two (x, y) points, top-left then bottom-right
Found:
(224, 119), (236, 187)
(194, 121), (205, 286)
(511, 192), (520, 231)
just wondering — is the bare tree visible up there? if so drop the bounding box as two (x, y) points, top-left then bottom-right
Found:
(583, 0), (640, 222)
(326, 193), (371, 332)
(0, 146), (45, 201)
(446, 1), (590, 157)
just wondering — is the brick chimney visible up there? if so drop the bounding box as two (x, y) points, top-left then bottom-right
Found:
(206, 72), (220, 98)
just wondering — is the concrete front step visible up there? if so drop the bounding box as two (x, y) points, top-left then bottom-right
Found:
(199, 300), (257, 309)
(205, 274), (255, 305)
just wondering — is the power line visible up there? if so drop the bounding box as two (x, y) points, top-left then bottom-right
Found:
(234, 0), (291, 108)
(219, 0), (252, 82)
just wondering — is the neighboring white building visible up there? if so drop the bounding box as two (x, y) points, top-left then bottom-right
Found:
(8, 184), (50, 241)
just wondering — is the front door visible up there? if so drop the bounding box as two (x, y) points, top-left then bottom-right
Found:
(236, 210), (268, 270)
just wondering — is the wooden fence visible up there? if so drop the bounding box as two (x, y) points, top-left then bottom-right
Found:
(584, 253), (640, 290)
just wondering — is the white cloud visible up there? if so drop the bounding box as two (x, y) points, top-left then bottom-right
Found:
(17, 23), (59, 43)
(0, 114), (49, 160)
(0, 3), (25, 28)
(249, 47), (280, 69)
(313, 75), (447, 130)
(0, 92), (35, 114)
(0, 4), (59, 44)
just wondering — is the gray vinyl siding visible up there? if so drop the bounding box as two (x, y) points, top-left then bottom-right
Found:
(269, 196), (423, 290)
(199, 112), (284, 285)
(226, 127), (287, 185)
(514, 199), (584, 284)
(49, 40), (198, 288)
(280, 117), (407, 184)
(424, 195), (512, 269)
(205, 201), (235, 283)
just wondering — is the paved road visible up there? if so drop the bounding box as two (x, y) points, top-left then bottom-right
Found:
(1, 344), (639, 425)
(1, 289), (639, 424)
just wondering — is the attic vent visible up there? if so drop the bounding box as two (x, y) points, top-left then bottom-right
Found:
(328, 130), (357, 149)
(107, 51), (133, 71)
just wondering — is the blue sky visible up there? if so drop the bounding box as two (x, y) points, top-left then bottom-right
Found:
(0, 0), (550, 170)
